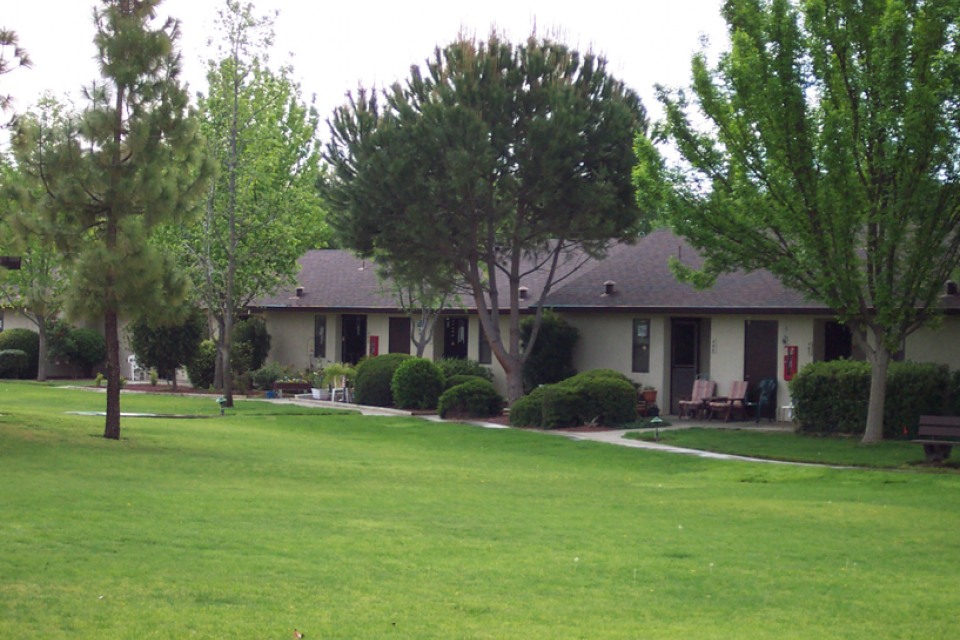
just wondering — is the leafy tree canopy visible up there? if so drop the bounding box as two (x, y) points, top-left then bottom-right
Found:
(637, 0), (960, 442)
(325, 32), (646, 401)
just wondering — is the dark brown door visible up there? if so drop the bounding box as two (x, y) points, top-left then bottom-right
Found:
(389, 317), (411, 354)
(341, 314), (367, 365)
(670, 319), (700, 415)
(744, 320), (778, 419)
(824, 321), (852, 362)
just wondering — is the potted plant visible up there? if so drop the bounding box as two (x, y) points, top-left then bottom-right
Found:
(642, 385), (658, 404)
(322, 362), (358, 401)
(306, 368), (328, 400)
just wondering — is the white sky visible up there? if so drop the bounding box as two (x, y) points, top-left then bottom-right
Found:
(2, 0), (729, 140)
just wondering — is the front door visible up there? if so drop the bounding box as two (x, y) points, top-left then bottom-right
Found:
(341, 314), (367, 365)
(670, 319), (700, 415)
(744, 319), (778, 419)
(389, 317), (411, 354)
(443, 317), (469, 360)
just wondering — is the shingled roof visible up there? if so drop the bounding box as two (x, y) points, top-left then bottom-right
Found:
(252, 229), (960, 314)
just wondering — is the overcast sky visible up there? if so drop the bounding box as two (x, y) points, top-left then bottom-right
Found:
(3, 0), (729, 140)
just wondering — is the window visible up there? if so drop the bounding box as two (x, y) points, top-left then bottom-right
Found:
(314, 315), (326, 358)
(632, 319), (650, 373)
(478, 319), (492, 365)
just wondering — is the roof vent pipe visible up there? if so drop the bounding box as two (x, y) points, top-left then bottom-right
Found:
(604, 280), (616, 296)
(518, 286), (529, 300)
(295, 286), (304, 298)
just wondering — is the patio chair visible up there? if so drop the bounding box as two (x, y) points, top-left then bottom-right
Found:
(678, 379), (716, 420)
(707, 381), (749, 422)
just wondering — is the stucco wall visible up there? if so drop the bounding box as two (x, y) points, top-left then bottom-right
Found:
(905, 317), (960, 366)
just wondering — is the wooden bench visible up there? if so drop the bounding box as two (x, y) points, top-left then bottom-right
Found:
(914, 416), (960, 462)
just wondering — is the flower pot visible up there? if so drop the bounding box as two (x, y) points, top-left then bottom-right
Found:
(265, 390), (276, 399)
(643, 389), (658, 404)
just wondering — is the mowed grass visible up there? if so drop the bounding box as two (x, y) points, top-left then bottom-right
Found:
(623, 427), (949, 470)
(2, 384), (960, 639)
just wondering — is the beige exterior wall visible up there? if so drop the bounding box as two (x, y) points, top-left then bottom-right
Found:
(904, 317), (960, 366)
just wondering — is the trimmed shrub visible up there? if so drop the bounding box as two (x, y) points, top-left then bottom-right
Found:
(791, 359), (950, 439)
(558, 368), (632, 387)
(438, 379), (503, 418)
(437, 357), (493, 382)
(884, 362), (950, 439)
(0, 328), (39, 379)
(0, 349), (29, 378)
(186, 340), (217, 390)
(68, 328), (107, 376)
(574, 376), (637, 426)
(520, 309), (579, 391)
(541, 385), (582, 429)
(509, 387), (547, 427)
(251, 362), (291, 391)
(391, 357), (446, 410)
(354, 354), (413, 407)
(445, 374), (488, 390)
(232, 317), (271, 371)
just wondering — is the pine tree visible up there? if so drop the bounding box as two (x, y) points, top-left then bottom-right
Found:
(9, 0), (214, 439)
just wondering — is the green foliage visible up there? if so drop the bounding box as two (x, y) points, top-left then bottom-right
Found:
(508, 387), (546, 428)
(641, 0), (960, 442)
(187, 340), (218, 390)
(0, 349), (28, 378)
(354, 354), (412, 407)
(573, 377), (637, 426)
(791, 360), (951, 439)
(47, 321), (106, 377)
(558, 369), (632, 387)
(445, 374), (488, 390)
(520, 310), (579, 391)
(437, 357), (493, 382)
(250, 362), (291, 391)
(127, 307), (205, 383)
(540, 386), (582, 429)
(438, 379), (503, 419)
(232, 318), (271, 371)
(67, 329), (106, 377)
(391, 357), (445, 410)
(7, 0), (215, 438)
(326, 32), (646, 401)
(0, 328), (38, 379)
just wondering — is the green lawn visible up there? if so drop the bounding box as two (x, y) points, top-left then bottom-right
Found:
(2, 383), (960, 639)
(623, 426), (949, 470)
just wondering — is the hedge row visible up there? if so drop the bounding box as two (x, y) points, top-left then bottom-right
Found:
(790, 360), (958, 439)
(509, 369), (636, 429)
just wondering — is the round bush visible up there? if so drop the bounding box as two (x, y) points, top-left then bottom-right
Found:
(69, 328), (107, 376)
(0, 349), (29, 378)
(391, 358), (446, 410)
(540, 385), (582, 429)
(574, 376), (637, 426)
(354, 354), (413, 407)
(445, 374), (488, 390)
(437, 357), (494, 382)
(251, 362), (289, 391)
(186, 340), (217, 390)
(520, 309), (579, 391)
(509, 387), (546, 427)
(558, 368), (631, 387)
(0, 328), (39, 379)
(438, 379), (503, 419)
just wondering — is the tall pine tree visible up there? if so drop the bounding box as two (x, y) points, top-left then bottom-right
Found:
(9, 0), (213, 439)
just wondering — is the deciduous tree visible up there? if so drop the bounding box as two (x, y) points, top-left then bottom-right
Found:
(175, 0), (326, 406)
(636, 0), (960, 442)
(326, 33), (646, 402)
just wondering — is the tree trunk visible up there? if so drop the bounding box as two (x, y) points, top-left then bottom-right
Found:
(214, 315), (226, 391)
(862, 341), (890, 444)
(103, 307), (122, 440)
(223, 307), (234, 407)
(36, 315), (47, 382)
